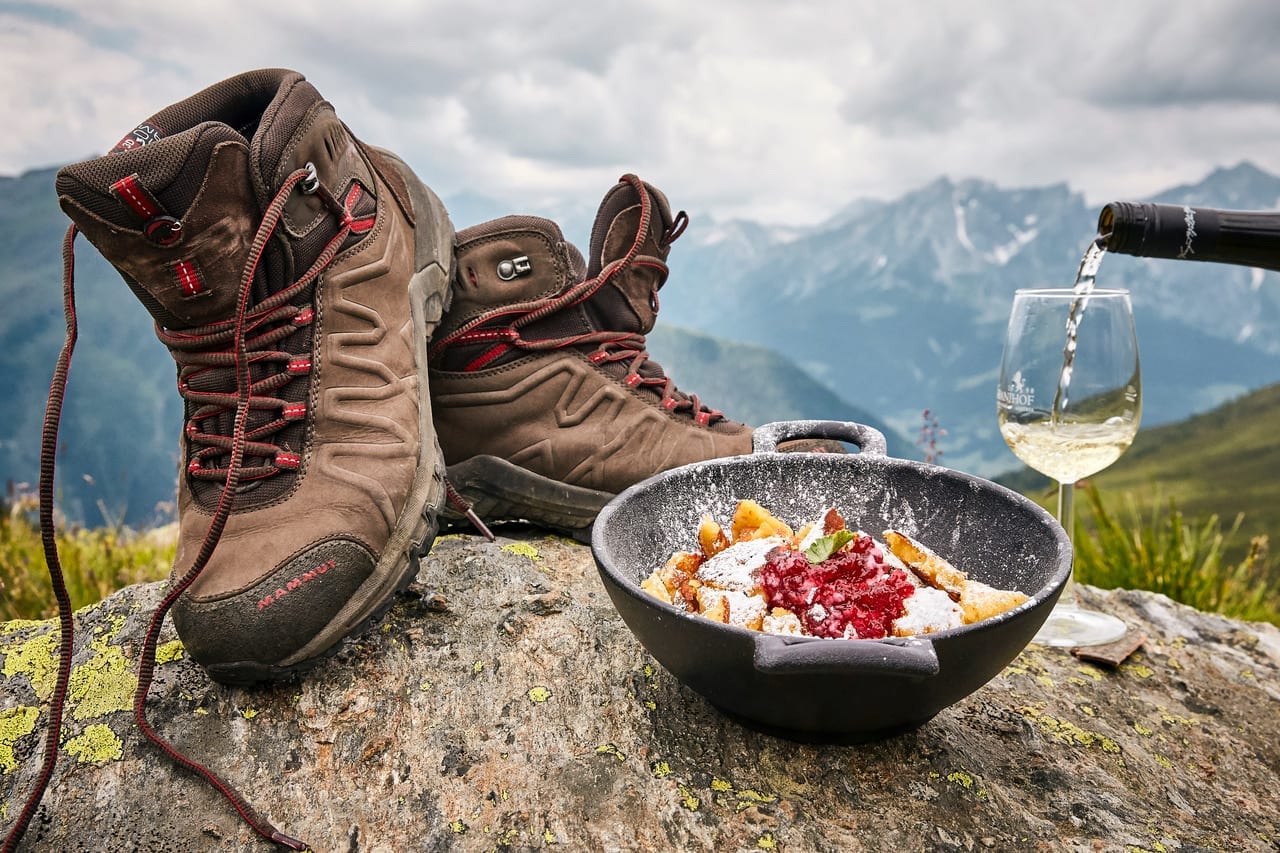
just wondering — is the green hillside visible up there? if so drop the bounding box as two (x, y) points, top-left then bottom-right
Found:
(997, 382), (1280, 565)
(645, 324), (917, 459)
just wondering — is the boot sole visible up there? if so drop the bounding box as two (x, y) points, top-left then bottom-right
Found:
(440, 455), (613, 544)
(206, 151), (454, 685)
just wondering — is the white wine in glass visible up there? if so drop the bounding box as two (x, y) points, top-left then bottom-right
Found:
(997, 287), (1141, 647)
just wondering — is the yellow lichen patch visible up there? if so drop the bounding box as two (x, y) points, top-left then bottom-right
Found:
(1080, 705), (1096, 717)
(450, 819), (468, 834)
(68, 632), (136, 720)
(1018, 707), (1122, 754)
(542, 827), (557, 844)
(711, 777), (733, 793)
(642, 700), (656, 710)
(1034, 675), (1055, 689)
(651, 760), (672, 778)
(946, 770), (988, 798)
(2, 618), (49, 634)
(1240, 668), (1256, 681)
(677, 783), (700, 811)
(595, 743), (625, 761)
(472, 660), (485, 674)
(527, 686), (551, 703)
(1133, 722), (1154, 736)
(0, 706), (40, 773)
(1158, 709), (1199, 727)
(63, 723), (123, 766)
(241, 708), (258, 720)
(736, 788), (779, 812)
(93, 613), (126, 636)
(1, 628), (60, 700)
(1122, 663), (1154, 679)
(500, 542), (541, 561)
(757, 832), (778, 850)
(155, 640), (185, 665)
(1075, 666), (1104, 682)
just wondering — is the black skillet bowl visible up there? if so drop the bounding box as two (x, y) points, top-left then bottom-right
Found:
(591, 420), (1072, 742)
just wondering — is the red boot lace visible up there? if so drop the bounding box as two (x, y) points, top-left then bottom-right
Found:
(2, 165), (369, 852)
(430, 174), (723, 425)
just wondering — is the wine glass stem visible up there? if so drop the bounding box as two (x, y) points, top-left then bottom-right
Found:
(1057, 479), (1078, 607)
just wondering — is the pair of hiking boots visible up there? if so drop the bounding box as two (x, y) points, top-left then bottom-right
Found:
(52, 68), (830, 685)
(9, 66), (842, 850)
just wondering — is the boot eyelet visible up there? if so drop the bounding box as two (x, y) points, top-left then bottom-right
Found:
(144, 216), (183, 246)
(497, 255), (532, 281)
(301, 161), (321, 194)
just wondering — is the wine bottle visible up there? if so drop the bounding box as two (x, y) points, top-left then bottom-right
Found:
(1098, 202), (1280, 272)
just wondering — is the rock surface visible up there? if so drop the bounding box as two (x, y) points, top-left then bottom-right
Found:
(1, 529), (1278, 852)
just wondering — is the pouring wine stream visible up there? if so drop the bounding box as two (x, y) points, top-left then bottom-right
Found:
(1052, 235), (1108, 423)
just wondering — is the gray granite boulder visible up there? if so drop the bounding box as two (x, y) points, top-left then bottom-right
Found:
(1, 530), (1277, 851)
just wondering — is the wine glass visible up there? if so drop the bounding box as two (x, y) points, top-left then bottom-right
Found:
(997, 288), (1141, 647)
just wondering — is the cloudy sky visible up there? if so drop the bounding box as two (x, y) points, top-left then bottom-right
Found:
(4, 0), (1280, 227)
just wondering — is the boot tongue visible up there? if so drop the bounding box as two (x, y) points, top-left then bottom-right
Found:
(54, 69), (319, 330)
(584, 177), (676, 335)
(577, 178), (735, 430)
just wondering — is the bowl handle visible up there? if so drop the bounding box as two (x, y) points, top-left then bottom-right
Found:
(752, 420), (888, 456)
(753, 635), (940, 678)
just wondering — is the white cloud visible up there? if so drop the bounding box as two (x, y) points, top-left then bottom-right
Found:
(4, 0), (1280, 227)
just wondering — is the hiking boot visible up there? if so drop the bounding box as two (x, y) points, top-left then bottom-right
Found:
(55, 68), (453, 684)
(429, 174), (836, 540)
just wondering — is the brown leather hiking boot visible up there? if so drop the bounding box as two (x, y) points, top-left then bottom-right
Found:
(429, 174), (835, 540)
(55, 69), (453, 685)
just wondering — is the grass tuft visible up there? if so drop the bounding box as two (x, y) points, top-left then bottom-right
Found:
(1072, 483), (1278, 626)
(1, 493), (173, 623)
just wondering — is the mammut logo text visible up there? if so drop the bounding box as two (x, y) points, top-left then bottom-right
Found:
(257, 558), (337, 610)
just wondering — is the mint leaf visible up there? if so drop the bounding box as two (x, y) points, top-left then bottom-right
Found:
(804, 530), (854, 563)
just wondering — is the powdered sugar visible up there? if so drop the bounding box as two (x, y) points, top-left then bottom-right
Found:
(695, 536), (784, 592)
(893, 586), (963, 635)
(762, 609), (803, 635)
(697, 587), (768, 629)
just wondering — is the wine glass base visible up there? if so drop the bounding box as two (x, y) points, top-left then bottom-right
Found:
(1032, 604), (1129, 648)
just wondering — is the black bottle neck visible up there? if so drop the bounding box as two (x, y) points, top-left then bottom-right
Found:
(1098, 202), (1280, 273)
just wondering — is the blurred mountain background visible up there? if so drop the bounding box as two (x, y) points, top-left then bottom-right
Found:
(3, 162), (1278, 529)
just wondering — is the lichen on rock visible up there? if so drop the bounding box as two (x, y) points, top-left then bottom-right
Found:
(0, 533), (1275, 852)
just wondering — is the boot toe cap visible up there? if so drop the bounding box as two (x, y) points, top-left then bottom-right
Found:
(171, 537), (378, 684)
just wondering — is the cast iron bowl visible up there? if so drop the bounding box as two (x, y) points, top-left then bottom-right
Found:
(591, 420), (1072, 741)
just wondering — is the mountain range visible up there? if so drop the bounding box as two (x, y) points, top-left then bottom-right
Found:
(659, 161), (1280, 474)
(3, 162), (1279, 526)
